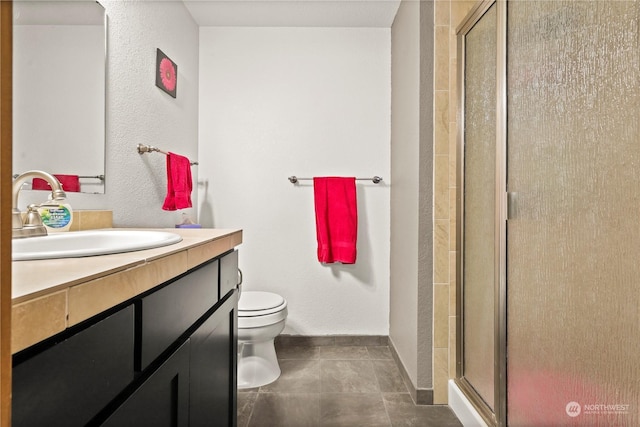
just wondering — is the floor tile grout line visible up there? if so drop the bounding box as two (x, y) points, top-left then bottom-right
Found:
(242, 393), (257, 427)
(368, 356), (385, 396)
(319, 358), (324, 394)
(380, 392), (394, 427)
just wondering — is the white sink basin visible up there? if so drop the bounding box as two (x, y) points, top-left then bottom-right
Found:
(12, 230), (183, 261)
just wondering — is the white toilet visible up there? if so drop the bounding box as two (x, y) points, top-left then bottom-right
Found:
(237, 290), (288, 389)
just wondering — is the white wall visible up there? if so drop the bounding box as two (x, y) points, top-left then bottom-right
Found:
(198, 27), (391, 335)
(103, 1), (199, 226)
(390, 0), (434, 395)
(17, 1), (200, 227)
(390, 0), (420, 384)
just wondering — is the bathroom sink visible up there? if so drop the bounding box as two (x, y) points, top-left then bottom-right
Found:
(12, 230), (183, 261)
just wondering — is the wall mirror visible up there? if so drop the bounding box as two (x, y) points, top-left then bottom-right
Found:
(13, 0), (106, 194)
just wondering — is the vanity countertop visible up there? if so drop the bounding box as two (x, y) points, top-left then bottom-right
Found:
(11, 228), (242, 354)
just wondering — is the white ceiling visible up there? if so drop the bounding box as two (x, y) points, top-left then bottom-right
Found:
(182, 0), (402, 28)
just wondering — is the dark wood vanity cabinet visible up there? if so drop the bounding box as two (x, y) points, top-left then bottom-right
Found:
(102, 340), (191, 427)
(138, 259), (220, 372)
(12, 249), (239, 427)
(12, 306), (136, 427)
(219, 249), (239, 297)
(189, 294), (237, 427)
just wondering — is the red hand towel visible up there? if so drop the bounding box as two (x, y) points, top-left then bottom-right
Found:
(313, 177), (358, 264)
(162, 152), (193, 211)
(32, 174), (80, 192)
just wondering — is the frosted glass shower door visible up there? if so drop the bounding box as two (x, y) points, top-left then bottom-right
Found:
(506, 1), (640, 426)
(458, 1), (497, 417)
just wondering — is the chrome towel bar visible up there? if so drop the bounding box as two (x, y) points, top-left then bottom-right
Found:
(288, 176), (382, 184)
(137, 143), (199, 166)
(12, 174), (104, 181)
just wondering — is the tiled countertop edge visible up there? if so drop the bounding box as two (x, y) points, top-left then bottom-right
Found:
(11, 228), (242, 354)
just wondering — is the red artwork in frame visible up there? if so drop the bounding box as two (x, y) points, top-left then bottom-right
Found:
(156, 48), (177, 98)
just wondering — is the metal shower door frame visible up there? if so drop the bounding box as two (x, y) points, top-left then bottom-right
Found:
(455, 1), (507, 426)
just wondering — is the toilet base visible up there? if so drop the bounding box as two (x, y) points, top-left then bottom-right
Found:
(237, 339), (281, 389)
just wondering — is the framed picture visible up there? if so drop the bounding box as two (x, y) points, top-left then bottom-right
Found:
(156, 48), (177, 98)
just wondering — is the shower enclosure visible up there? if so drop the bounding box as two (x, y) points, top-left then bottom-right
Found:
(456, 1), (640, 426)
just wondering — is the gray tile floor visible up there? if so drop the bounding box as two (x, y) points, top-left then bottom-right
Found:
(237, 340), (463, 427)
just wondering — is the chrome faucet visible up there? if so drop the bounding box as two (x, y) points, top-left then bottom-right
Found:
(12, 170), (67, 239)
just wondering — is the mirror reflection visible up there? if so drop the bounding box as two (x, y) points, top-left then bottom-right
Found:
(13, 0), (106, 194)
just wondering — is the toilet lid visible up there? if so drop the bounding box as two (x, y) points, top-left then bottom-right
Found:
(239, 291), (285, 312)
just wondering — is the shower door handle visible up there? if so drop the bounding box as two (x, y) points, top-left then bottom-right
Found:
(506, 192), (518, 220)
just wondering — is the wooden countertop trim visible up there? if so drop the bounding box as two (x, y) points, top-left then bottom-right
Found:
(11, 258), (145, 305)
(12, 291), (67, 354)
(187, 236), (233, 270)
(67, 251), (189, 327)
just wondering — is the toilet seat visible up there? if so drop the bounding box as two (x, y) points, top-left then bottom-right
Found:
(239, 291), (287, 317)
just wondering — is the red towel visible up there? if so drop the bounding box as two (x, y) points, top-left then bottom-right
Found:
(32, 174), (80, 192)
(162, 152), (193, 211)
(313, 177), (358, 264)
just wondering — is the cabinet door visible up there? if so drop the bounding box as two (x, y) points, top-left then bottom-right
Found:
(12, 305), (135, 427)
(190, 291), (238, 427)
(140, 260), (218, 370)
(102, 340), (190, 427)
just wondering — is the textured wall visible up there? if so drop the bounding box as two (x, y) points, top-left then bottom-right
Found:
(104, 1), (199, 226)
(390, 0), (422, 393)
(16, 1), (200, 227)
(198, 27), (391, 335)
(390, 0), (435, 401)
